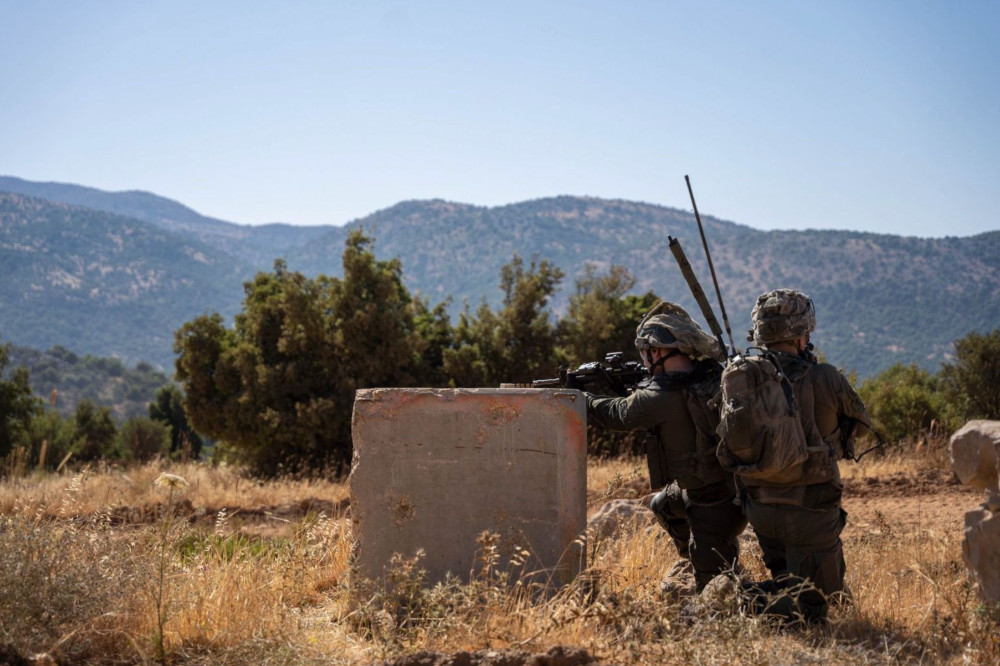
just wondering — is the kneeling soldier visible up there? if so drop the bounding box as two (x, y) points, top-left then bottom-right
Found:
(585, 301), (747, 591)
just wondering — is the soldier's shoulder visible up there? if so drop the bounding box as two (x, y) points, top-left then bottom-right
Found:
(811, 361), (851, 382)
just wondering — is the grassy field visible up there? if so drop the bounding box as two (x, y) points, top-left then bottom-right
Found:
(1, 442), (998, 665)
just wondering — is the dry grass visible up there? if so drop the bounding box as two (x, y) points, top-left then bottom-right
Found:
(0, 450), (997, 665)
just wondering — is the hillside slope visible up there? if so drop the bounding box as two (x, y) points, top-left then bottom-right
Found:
(0, 192), (251, 368)
(0, 176), (334, 267)
(292, 197), (1000, 374)
(1, 179), (997, 377)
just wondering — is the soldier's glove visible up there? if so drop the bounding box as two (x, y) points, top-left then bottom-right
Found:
(560, 368), (585, 391)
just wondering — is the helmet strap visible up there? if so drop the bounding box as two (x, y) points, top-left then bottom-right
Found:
(648, 348), (680, 374)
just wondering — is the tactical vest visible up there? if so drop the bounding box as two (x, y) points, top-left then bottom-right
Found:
(645, 361), (729, 490)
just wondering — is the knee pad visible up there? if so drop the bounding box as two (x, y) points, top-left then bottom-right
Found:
(649, 485), (684, 532)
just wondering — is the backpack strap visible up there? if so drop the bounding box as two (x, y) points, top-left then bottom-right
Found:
(840, 414), (886, 462)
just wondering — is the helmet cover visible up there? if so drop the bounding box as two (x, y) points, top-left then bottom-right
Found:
(749, 288), (816, 345)
(635, 301), (725, 361)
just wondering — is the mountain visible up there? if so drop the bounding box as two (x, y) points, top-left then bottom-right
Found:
(1, 177), (998, 378)
(289, 197), (1000, 374)
(0, 191), (251, 368)
(0, 176), (335, 268)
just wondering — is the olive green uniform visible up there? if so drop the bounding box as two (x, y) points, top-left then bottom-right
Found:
(587, 361), (747, 590)
(741, 350), (870, 621)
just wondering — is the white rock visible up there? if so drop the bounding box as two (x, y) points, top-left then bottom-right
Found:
(587, 498), (651, 541)
(963, 507), (1000, 603)
(949, 420), (1000, 493)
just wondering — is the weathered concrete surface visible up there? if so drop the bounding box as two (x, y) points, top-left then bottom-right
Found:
(949, 419), (1000, 603)
(350, 388), (587, 588)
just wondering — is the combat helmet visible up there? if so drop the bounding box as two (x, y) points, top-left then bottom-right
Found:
(748, 288), (816, 345)
(635, 301), (725, 362)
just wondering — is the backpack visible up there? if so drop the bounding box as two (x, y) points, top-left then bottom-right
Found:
(715, 350), (812, 485)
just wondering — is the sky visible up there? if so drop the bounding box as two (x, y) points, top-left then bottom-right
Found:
(1, 1), (998, 238)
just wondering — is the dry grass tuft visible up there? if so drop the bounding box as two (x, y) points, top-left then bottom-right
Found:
(0, 450), (997, 665)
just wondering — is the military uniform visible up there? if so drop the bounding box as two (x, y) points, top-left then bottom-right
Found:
(588, 359), (747, 590)
(734, 289), (871, 622)
(741, 350), (869, 618)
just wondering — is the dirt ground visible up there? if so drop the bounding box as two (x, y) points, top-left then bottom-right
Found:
(841, 468), (984, 539)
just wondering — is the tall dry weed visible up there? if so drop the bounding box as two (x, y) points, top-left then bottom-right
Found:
(1, 456), (998, 664)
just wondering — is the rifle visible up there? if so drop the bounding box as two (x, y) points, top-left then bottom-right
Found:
(532, 352), (648, 397)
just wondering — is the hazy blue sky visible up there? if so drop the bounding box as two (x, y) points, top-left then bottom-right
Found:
(2, 1), (998, 237)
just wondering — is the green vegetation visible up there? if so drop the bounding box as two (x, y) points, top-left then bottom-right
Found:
(173, 231), (664, 475)
(149, 385), (203, 459)
(173, 231), (438, 476)
(7, 344), (172, 421)
(1, 337), (201, 472)
(0, 343), (40, 459)
(858, 329), (1000, 445)
(941, 329), (1000, 421)
(3, 182), (999, 378)
(857, 363), (959, 444)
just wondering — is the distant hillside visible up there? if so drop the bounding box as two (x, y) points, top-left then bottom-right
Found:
(0, 176), (335, 267)
(0, 192), (251, 368)
(5, 343), (171, 421)
(290, 197), (1000, 374)
(1, 177), (998, 378)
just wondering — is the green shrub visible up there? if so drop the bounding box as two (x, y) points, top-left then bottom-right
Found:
(117, 417), (170, 462)
(858, 363), (958, 443)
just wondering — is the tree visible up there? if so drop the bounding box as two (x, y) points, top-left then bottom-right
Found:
(0, 342), (40, 459)
(443, 255), (563, 386)
(117, 417), (171, 462)
(149, 385), (203, 458)
(557, 263), (659, 365)
(412, 297), (455, 387)
(552, 267), (661, 457)
(71, 399), (117, 461)
(174, 231), (437, 476)
(330, 231), (428, 390)
(941, 329), (1000, 421)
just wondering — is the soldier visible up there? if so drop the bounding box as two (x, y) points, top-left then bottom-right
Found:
(584, 301), (747, 591)
(736, 288), (871, 622)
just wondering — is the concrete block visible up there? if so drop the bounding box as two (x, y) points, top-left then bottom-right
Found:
(350, 388), (587, 589)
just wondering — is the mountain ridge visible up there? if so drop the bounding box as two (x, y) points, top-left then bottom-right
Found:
(1, 177), (997, 378)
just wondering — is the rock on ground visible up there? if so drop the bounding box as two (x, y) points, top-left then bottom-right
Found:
(383, 645), (598, 666)
(586, 498), (652, 541)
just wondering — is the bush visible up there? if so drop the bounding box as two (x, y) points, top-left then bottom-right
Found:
(117, 417), (170, 462)
(941, 328), (1000, 421)
(71, 400), (117, 461)
(19, 410), (76, 471)
(858, 363), (958, 443)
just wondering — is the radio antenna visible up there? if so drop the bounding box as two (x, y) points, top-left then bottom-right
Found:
(685, 175), (736, 355)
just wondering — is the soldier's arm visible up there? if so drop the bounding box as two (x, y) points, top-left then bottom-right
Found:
(825, 368), (873, 458)
(839, 374), (872, 438)
(586, 389), (663, 432)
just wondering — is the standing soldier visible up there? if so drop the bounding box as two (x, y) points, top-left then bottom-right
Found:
(723, 288), (871, 621)
(584, 301), (747, 591)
